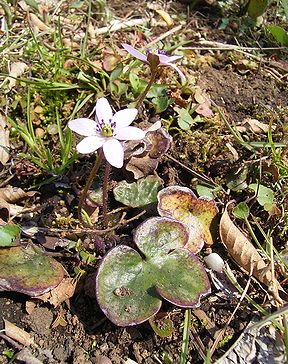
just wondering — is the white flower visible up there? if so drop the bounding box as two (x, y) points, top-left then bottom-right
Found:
(68, 98), (145, 168)
(122, 43), (186, 81)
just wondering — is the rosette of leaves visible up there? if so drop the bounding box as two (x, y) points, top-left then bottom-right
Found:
(96, 217), (210, 326)
(157, 186), (218, 253)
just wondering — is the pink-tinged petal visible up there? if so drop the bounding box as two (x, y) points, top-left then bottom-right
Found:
(166, 63), (186, 81)
(145, 120), (161, 133)
(68, 118), (97, 136)
(113, 108), (138, 129)
(103, 138), (124, 168)
(166, 55), (183, 63)
(115, 126), (145, 141)
(158, 54), (182, 64)
(76, 136), (104, 154)
(96, 97), (113, 123)
(122, 43), (147, 62)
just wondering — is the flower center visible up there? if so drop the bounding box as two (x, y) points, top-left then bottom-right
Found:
(146, 49), (166, 56)
(101, 124), (113, 136)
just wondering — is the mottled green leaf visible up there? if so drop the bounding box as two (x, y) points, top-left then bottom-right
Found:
(96, 245), (162, 326)
(147, 84), (167, 98)
(225, 165), (249, 191)
(151, 97), (174, 113)
(149, 316), (173, 337)
(113, 175), (162, 207)
(129, 73), (146, 94)
(233, 202), (250, 220)
(174, 107), (195, 130)
(110, 63), (123, 81)
(0, 244), (64, 296)
(96, 217), (210, 326)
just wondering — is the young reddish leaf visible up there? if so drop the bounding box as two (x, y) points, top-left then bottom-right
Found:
(157, 186), (218, 253)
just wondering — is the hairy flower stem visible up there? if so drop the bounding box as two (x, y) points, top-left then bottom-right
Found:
(78, 149), (104, 226)
(102, 161), (111, 229)
(136, 70), (157, 109)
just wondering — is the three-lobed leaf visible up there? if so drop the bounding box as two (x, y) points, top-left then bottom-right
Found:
(96, 217), (210, 326)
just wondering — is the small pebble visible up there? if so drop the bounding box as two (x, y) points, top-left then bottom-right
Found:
(204, 252), (225, 272)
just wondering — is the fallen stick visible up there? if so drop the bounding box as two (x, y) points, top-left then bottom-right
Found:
(95, 18), (151, 35)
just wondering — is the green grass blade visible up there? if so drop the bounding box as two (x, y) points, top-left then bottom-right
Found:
(180, 309), (191, 364)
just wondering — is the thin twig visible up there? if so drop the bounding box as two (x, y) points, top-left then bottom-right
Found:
(209, 273), (252, 358)
(37, 209), (147, 235)
(95, 18), (150, 35)
(0, 333), (22, 350)
(146, 24), (183, 47)
(182, 40), (287, 51)
(166, 154), (217, 186)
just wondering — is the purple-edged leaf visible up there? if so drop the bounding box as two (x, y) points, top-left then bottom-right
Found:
(0, 244), (64, 296)
(96, 245), (162, 327)
(134, 217), (188, 258)
(155, 248), (210, 307)
(96, 217), (210, 326)
(157, 186), (218, 253)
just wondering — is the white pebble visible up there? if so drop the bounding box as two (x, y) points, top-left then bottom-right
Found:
(204, 253), (224, 272)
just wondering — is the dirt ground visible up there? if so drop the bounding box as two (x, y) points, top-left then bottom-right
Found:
(0, 0), (288, 363)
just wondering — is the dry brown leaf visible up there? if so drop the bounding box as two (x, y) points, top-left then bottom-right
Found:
(7, 62), (28, 90)
(0, 199), (24, 219)
(220, 207), (277, 288)
(62, 38), (79, 49)
(196, 101), (213, 117)
(25, 300), (37, 315)
(0, 114), (10, 164)
(236, 118), (276, 134)
(155, 9), (174, 27)
(88, 22), (96, 42)
(4, 319), (34, 346)
(126, 155), (159, 180)
(94, 355), (113, 364)
(28, 13), (52, 33)
(0, 187), (35, 219)
(36, 278), (76, 307)
(0, 186), (34, 203)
